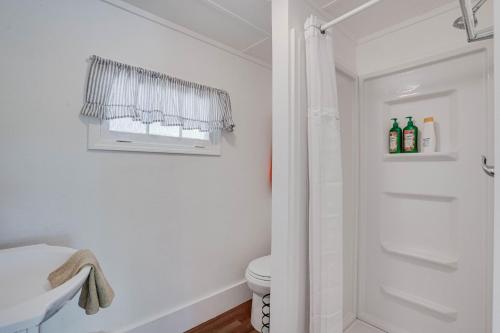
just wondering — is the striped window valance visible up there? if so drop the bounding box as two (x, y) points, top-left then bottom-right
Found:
(81, 55), (235, 132)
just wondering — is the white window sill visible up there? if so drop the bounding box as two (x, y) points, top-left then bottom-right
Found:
(87, 122), (221, 156)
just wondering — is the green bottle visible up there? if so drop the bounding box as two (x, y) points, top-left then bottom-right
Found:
(403, 116), (418, 153)
(389, 118), (402, 154)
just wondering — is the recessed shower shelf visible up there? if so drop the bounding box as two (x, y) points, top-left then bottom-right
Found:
(381, 242), (458, 269)
(380, 285), (458, 321)
(383, 152), (458, 162)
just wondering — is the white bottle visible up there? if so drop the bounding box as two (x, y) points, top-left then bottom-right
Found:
(422, 117), (436, 153)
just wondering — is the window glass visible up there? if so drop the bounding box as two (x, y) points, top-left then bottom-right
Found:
(109, 118), (147, 134)
(182, 129), (210, 141)
(108, 119), (210, 141)
(149, 123), (180, 137)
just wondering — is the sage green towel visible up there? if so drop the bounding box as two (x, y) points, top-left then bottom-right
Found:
(48, 249), (115, 315)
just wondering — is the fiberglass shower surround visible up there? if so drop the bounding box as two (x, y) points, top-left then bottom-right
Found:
(300, 0), (494, 333)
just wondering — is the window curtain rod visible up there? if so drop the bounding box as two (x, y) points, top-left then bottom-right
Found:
(320, 0), (382, 32)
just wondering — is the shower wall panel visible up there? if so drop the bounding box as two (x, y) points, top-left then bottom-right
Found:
(358, 47), (493, 333)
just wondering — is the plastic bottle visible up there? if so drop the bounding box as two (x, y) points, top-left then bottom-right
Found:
(422, 117), (436, 153)
(389, 118), (402, 154)
(403, 116), (418, 153)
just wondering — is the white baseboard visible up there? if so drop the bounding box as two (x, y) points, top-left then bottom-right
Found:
(114, 280), (251, 333)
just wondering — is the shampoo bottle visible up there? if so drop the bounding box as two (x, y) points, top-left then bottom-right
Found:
(389, 118), (402, 154)
(422, 117), (436, 153)
(403, 116), (418, 153)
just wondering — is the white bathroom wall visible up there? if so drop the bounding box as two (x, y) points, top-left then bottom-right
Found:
(357, 1), (493, 75)
(0, 1), (271, 332)
(271, 0), (357, 332)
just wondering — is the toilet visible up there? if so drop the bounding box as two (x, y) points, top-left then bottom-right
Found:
(245, 255), (271, 332)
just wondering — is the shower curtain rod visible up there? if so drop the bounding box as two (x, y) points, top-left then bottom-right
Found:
(320, 0), (382, 32)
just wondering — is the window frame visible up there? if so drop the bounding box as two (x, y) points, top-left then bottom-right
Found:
(87, 119), (221, 156)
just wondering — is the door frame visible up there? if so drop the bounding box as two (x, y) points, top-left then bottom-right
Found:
(492, 3), (500, 332)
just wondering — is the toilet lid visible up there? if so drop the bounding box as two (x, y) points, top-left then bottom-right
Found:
(247, 255), (271, 280)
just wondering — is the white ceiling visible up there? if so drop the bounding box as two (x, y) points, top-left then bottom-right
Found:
(119, 0), (458, 66)
(120, 0), (272, 64)
(314, 0), (456, 41)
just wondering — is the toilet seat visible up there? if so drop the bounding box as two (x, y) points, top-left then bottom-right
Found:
(247, 270), (270, 282)
(247, 255), (270, 280)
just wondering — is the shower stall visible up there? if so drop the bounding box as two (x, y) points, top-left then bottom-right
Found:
(271, 0), (495, 332)
(356, 45), (493, 333)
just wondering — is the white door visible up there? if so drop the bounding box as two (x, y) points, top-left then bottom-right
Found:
(358, 47), (493, 333)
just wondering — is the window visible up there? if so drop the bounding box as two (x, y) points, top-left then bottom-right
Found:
(108, 118), (209, 140)
(88, 118), (221, 155)
(82, 56), (234, 156)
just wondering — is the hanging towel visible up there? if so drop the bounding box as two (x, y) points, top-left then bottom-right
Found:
(48, 249), (115, 315)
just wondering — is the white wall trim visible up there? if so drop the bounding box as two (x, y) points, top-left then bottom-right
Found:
(357, 2), (460, 45)
(100, 0), (271, 70)
(493, 1), (500, 331)
(113, 280), (251, 333)
(87, 121), (222, 156)
(358, 44), (489, 82)
(270, 0), (292, 330)
(350, 69), (361, 325)
(335, 65), (361, 329)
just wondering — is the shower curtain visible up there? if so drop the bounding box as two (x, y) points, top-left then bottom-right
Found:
(304, 15), (343, 333)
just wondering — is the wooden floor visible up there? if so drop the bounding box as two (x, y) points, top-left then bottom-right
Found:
(185, 300), (258, 333)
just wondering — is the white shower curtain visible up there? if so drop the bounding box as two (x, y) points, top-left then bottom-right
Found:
(304, 15), (343, 333)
